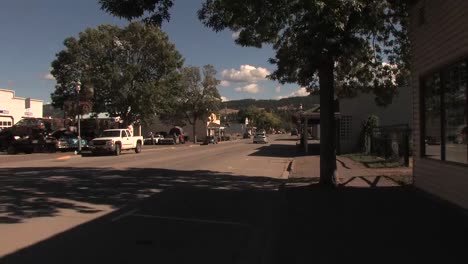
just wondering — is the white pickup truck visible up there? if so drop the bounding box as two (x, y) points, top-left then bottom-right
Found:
(87, 129), (143, 156)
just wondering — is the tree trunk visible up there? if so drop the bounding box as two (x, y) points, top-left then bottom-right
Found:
(193, 117), (197, 143)
(318, 57), (337, 187)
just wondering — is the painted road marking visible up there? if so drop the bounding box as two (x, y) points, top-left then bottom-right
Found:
(111, 208), (139, 222)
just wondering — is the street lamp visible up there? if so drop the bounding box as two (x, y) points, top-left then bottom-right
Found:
(75, 80), (82, 153)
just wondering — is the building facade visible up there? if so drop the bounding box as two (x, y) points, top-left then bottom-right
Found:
(0, 89), (43, 130)
(339, 86), (412, 154)
(410, 0), (468, 209)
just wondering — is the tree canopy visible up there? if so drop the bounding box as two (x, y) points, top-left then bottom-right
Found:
(51, 22), (184, 125)
(99, 0), (173, 26)
(99, 0), (410, 185)
(237, 106), (283, 130)
(198, 0), (410, 185)
(160, 65), (222, 142)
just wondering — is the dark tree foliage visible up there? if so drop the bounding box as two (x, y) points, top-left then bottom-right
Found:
(99, 0), (174, 26)
(51, 22), (184, 125)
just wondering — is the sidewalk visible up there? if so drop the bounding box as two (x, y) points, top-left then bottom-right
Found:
(290, 155), (412, 187)
(278, 154), (468, 263)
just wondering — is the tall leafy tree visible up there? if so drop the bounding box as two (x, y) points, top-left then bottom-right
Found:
(99, 0), (410, 186)
(198, 0), (410, 186)
(161, 65), (221, 143)
(51, 22), (184, 126)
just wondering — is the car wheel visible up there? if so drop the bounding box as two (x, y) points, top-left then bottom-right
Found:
(114, 143), (121, 156)
(24, 148), (33, 154)
(7, 146), (16, 155)
(47, 144), (57, 153)
(135, 142), (142, 153)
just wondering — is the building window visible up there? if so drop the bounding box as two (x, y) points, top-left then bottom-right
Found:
(422, 60), (467, 165)
(444, 62), (467, 163)
(423, 73), (442, 160)
(340, 115), (352, 140)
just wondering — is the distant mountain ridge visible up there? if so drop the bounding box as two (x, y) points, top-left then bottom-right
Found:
(221, 96), (320, 110)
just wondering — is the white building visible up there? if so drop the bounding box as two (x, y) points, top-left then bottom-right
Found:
(0, 89), (43, 130)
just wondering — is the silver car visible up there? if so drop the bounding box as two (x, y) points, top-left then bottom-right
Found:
(253, 133), (268, 144)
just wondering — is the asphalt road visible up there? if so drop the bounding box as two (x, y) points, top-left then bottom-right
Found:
(0, 135), (297, 264)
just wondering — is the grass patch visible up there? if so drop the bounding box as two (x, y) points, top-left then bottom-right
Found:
(342, 153), (403, 168)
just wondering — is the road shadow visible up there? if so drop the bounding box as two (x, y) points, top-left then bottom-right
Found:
(274, 138), (300, 142)
(248, 143), (298, 158)
(0, 167), (284, 224)
(0, 167), (285, 263)
(278, 184), (468, 264)
(1, 166), (468, 263)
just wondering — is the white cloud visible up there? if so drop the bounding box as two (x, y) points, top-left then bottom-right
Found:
(276, 87), (309, 99)
(221, 65), (271, 83)
(234, 83), (260, 94)
(220, 80), (230, 87)
(289, 87), (309, 97)
(275, 86), (281, 93)
(221, 96), (229, 102)
(41, 73), (55, 81)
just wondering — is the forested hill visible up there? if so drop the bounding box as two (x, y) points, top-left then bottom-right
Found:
(221, 96), (319, 110)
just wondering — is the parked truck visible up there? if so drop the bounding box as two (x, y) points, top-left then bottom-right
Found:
(85, 129), (143, 156)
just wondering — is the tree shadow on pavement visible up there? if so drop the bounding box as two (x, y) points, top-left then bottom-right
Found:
(249, 144), (298, 158)
(2, 167), (468, 264)
(0, 167), (284, 224)
(0, 167), (285, 264)
(278, 184), (468, 264)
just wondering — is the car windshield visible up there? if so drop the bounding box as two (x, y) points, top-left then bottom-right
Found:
(100, 130), (121, 137)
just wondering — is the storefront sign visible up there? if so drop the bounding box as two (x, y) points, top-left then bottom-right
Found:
(24, 111), (33, 116)
(0, 110), (9, 114)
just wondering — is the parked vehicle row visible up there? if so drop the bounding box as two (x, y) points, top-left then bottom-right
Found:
(0, 118), (89, 154)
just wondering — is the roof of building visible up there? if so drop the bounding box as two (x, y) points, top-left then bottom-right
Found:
(0, 88), (43, 102)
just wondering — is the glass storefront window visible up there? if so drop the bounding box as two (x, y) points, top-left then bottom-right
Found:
(423, 73), (442, 160)
(444, 62), (467, 164)
(422, 60), (467, 165)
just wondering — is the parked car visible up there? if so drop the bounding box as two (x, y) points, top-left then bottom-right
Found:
(0, 118), (54, 154)
(45, 129), (87, 152)
(253, 132), (268, 144)
(144, 134), (164, 145)
(203, 136), (218, 145)
(243, 132), (251, 139)
(291, 128), (299, 136)
(85, 129), (143, 156)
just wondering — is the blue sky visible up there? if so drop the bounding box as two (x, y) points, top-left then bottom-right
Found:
(0, 0), (306, 103)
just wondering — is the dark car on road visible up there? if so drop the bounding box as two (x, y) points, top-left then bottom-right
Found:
(0, 118), (54, 154)
(291, 128), (299, 136)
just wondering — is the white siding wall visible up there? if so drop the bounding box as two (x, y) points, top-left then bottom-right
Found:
(410, 0), (468, 209)
(0, 89), (43, 125)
